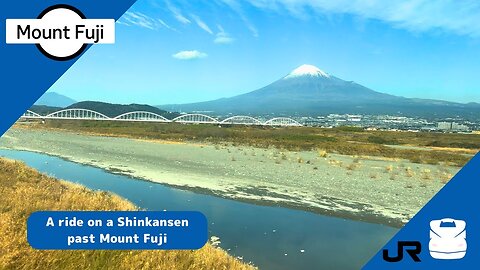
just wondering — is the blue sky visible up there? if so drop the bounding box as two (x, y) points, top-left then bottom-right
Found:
(49, 0), (480, 104)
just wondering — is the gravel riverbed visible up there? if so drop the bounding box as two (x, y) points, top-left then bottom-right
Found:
(0, 128), (459, 227)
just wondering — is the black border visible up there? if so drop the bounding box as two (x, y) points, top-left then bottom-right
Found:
(36, 4), (88, 61)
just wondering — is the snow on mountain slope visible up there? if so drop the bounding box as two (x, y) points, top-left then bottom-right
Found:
(284, 64), (330, 79)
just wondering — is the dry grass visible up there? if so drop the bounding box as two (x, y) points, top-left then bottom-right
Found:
(420, 169), (432, 181)
(0, 158), (255, 270)
(328, 159), (343, 167)
(438, 171), (454, 184)
(405, 167), (415, 178)
(346, 162), (360, 171)
(317, 149), (328, 158)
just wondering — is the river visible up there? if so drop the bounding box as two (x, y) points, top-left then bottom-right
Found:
(0, 149), (397, 270)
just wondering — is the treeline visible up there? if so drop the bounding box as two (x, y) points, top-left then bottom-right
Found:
(29, 101), (181, 119)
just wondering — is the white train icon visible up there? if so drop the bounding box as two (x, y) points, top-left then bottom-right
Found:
(429, 218), (467, 260)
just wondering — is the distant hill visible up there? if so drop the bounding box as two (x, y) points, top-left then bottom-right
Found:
(29, 105), (62, 115)
(67, 101), (180, 119)
(159, 64), (480, 120)
(35, 92), (76, 107)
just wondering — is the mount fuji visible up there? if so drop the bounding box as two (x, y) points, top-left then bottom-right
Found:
(159, 65), (480, 119)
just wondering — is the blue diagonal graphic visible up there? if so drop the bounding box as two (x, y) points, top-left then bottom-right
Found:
(0, 0), (138, 137)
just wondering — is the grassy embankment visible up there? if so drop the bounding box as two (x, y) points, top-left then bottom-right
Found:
(19, 120), (480, 167)
(0, 158), (255, 270)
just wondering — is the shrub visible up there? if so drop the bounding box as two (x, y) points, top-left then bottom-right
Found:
(405, 167), (415, 178)
(328, 159), (343, 167)
(421, 169), (432, 180)
(346, 163), (360, 170)
(317, 149), (328, 158)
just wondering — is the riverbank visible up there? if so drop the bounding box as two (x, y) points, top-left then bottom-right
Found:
(20, 120), (477, 166)
(0, 128), (460, 227)
(0, 157), (254, 270)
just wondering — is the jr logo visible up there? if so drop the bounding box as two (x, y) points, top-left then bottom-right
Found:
(383, 241), (422, 262)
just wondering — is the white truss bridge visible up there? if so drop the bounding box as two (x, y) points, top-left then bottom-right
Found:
(20, 109), (303, 127)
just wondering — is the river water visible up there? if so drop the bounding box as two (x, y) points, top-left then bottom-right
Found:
(0, 149), (397, 270)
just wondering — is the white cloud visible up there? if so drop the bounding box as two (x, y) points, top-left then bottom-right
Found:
(119, 11), (176, 32)
(172, 50), (208, 60)
(239, 0), (480, 37)
(244, 20), (259, 37)
(116, 20), (130, 26)
(218, 0), (259, 37)
(120, 11), (158, 30)
(167, 2), (191, 24)
(214, 25), (235, 44)
(191, 15), (214, 34)
(174, 13), (191, 24)
(214, 33), (235, 44)
(157, 18), (178, 32)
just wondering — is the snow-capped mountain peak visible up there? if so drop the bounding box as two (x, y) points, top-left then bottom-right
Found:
(284, 64), (330, 79)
